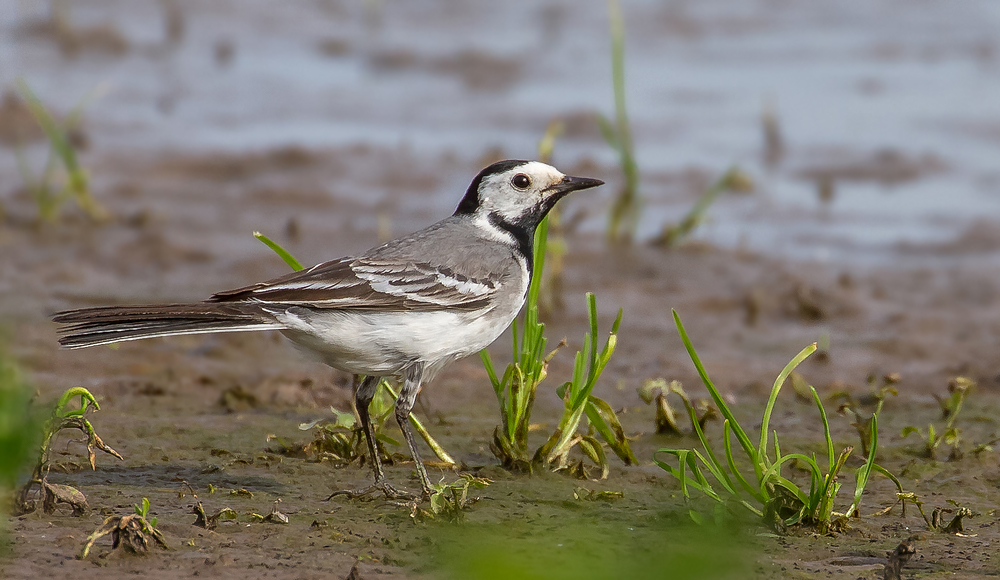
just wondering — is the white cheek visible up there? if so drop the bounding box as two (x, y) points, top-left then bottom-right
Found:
(486, 188), (528, 215)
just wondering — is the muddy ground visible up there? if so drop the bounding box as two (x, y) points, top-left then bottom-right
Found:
(1, 144), (998, 579)
(3, 1), (1000, 579)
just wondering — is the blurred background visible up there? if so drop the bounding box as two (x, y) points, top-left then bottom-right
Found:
(3, 0), (999, 269)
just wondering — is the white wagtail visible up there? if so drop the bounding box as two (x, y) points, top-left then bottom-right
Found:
(54, 159), (604, 499)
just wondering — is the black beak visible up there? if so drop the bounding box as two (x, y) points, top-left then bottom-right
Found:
(546, 175), (605, 197)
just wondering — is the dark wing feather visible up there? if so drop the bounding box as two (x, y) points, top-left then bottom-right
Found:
(209, 257), (498, 311)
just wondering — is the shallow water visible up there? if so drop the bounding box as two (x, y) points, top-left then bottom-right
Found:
(3, 0), (999, 264)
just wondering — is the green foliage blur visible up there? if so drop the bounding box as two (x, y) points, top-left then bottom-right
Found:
(429, 512), (751, 580)
(0, 348), (38, 494)
(0, 343), (42, 553)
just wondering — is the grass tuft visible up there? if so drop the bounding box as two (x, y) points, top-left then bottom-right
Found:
(534, 293), (631, 475)
(655, 310), (901, 531)
(483, 219), (632, 477)
(483, 215), (561, 471)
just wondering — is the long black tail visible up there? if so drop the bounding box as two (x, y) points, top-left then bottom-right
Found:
(53, 303), (283, 349)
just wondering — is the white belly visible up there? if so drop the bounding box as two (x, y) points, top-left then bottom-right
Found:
(274, 304), (518, 378)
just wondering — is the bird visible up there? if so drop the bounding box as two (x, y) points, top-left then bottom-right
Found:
(53, 159), (604, 500)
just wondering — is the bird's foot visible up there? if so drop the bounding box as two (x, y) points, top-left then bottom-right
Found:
(326, 480), (418, 501)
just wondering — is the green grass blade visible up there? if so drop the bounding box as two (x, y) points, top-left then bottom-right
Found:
(722, 421), (763, 502)
(578, 435), (610, 479)
(810, 385), (835, 474)
(16, 79), (82, 180)
(410, 412), (454, 465)
(770, 474), (811, 508)
(537, 121), (564, 164)
(660, 449), (723, 503)
(480, 351), (500, 391)
(773, 431), (781, 476)
(686, 408), (742, 501)
(690, 449), (727, 500)
(757, 342), (817, 468)
(585, 396), (637, 465)
(586, 293), (599, 385)
(56, 386), (99, 417)
(569, 349), (585, 400)
(604, 0), (641, 243)
(382, 382), (454, 464)
(254, 231), (304, 271)
(654, 450), (697, 499)
(596, 308), (623, 375)
(846, 413), (879, 517)
(865, 471), (901, 517)
(673, 310), (756, 459)
(529, 216), (549, 303)
(510, 318), (519, 359)
(481, 350), (512, 438)
(816, 447), (852, 520)
(15, 79), (106, 220)
(660, 167), (742, 248)
(870, 464), (904, 494)
(690, 446), (736, 498)
(595, 112), (619, 150)
(760, 453), (821, 503)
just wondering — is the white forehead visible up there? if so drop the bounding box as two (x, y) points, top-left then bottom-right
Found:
(482, 161), (565, 188)
(516, 161), (564, 182)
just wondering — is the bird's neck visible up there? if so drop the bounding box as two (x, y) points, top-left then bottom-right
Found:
(484, 211), (535, 276)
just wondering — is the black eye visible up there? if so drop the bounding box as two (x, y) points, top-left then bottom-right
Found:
(511, 174), (531, 190)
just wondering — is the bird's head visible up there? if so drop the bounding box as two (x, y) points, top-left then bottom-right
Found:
(453, 160), (603, 231)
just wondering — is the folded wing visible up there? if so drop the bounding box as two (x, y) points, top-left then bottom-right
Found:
(209, 257), (499, 311)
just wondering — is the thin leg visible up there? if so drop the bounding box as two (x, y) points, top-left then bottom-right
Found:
(396, 363), (433, 498)
(327, 375), (415, 501)
(355, 374), (384, 482)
